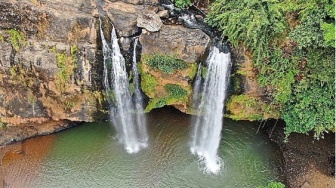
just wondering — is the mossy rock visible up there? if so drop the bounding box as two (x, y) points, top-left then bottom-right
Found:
(225, 94), (280, 121)
(145, 84), (191, 112)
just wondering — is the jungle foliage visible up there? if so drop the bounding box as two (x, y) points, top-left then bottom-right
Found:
(206, 0), (335, 138)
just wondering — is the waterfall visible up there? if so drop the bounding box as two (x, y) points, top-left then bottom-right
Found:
(190, 46), (231, 174)
(131, 38), (148, 145)
(100, 20), (148, 153)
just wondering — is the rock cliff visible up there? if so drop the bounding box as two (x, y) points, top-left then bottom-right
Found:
(0, 0), (273, 144)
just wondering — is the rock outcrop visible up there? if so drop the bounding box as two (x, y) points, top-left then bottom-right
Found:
(0, 0), (103, 143)
(139, 24), (210, 63)
(139, 24), (210, 113)
(226, 47), (280, 121)
(0, 0), (105, 143)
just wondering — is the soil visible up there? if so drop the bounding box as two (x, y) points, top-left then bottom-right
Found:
(264, 120), (335, 188)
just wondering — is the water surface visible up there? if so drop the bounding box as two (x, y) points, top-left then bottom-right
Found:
(1, 107), (283, 187)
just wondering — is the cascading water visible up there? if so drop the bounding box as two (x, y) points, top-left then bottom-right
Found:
(99, 20), (148, 153)
(131, 38), (148, 145)
(190, 45), (231, 174)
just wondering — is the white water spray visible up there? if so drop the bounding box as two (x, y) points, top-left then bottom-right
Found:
(132, 38), (148, 144)
(190, 46), (231, 174)
(100, 20), (148, 153)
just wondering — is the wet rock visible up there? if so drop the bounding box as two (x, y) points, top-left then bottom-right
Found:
(139, 24), (210, 63)
(137, 10), (162, 32)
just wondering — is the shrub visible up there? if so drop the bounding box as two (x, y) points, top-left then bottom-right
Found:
(257, 181), (285, 188)
(144, 54), (188, 74)
(164, 84), (188, 99)
(174, 0), (192, 9)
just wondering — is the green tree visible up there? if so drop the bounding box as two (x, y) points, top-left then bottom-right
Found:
(206, 0), (335, 138)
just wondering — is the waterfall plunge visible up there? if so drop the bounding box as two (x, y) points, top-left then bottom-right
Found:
(100, 21), (148, 154)
(190, 46), (231, 174)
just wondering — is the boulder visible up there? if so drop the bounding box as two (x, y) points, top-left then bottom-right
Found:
(137, 9), (162, 32)
(139, 24), (210, 63)
(157, 10), (169, 18)
(104, 2), (141, 37)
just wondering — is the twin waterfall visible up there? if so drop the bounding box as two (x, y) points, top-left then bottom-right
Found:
(191, 46), (231, 174)
(100, 20), (231, 174)
(100, 21), (148, 154)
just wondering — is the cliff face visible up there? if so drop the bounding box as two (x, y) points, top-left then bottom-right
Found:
(226, 47), (280, 121)
(0, 0), (104, 143)
(0, 0), (101, 121)
(0, 0), (274, 144)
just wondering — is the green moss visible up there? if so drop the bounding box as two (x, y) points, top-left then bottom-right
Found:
(188, 63), (198, 78)
(0, 35), (4, 43)
(164, 84), (188, 100)
(145, 98), (167, 112)
(143, 54), (187, 74)
(8, 29), (26, 51)
(141, 73), (158, 98)
(226, 95), (279, 121)
(145, 84), (190, 112)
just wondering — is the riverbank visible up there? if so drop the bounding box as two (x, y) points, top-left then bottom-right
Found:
(265, 120), (335, 188)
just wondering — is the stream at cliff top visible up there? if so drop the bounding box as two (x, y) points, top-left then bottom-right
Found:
(1, 107), (284, 188)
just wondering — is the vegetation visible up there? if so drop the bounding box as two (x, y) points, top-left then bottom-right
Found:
(8, 29), (26, 51)
(257, 181), (286, 188)
(145, 84), (189, 112)
(165, 84), (188, 100)
(53, 45), (78, 91)
(174, 0), (192, 9)
(226, 94), (280, 121)
(144, 54), (188, 74)
(141, 73), (158, 98)
(207, 0), (335, 138)
(9, 64), (35, 88)
(0, 117), (7, 129)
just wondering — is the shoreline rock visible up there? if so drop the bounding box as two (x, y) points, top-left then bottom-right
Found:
(0, 120), (79, 146)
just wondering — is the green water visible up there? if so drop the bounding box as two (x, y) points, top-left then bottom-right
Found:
(3, 108), (283, 187)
